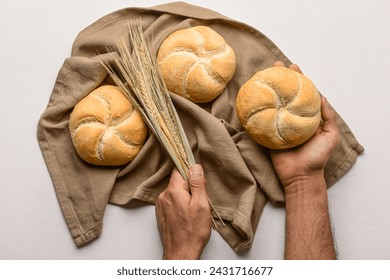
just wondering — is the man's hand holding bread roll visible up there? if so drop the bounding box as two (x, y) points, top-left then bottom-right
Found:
(269, 61), (339, 259)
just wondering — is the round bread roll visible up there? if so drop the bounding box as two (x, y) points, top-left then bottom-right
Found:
(69, 85), (147, 166)
(236, 66), (321, 149)
(157, 26), (236, 103)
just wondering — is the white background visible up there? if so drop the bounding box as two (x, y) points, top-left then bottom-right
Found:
(0, 0), (389, 260)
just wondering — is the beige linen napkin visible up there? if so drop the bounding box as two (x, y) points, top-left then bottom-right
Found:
(37, 2), (364, 252)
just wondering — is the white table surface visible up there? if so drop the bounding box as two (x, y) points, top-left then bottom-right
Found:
(1, 0), (389, 260)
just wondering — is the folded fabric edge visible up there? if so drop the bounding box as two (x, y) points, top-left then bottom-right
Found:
(326, 108), (365, 187)
(326, 146), (364, 188)
(37, 123), (103, 247)
(74, 224), (103, 247)
(216, 208), (256, 252)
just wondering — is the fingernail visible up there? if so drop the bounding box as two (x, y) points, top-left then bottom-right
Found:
(190, 164), (203, 176)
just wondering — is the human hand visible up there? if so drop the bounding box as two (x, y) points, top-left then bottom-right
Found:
(155, 164), (211, 260)
(270, 61), (340, 188)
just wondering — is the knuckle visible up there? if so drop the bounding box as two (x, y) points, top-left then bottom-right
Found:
(194, 199), (211, 213)
(189, 177), (206, 188)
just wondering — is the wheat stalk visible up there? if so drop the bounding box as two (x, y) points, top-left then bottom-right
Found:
(102, 19), (224, 230)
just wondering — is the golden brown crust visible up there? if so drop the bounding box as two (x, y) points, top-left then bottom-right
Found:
(236, 67), (321, 149)
(69, 85), (147, 165)
(157, 26), (236, 103)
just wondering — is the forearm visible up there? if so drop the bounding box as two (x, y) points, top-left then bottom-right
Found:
(284, 173), (336, 260)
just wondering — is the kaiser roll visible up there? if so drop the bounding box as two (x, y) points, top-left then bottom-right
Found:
(157, 26), (236, 103)
(69, 85), (147, 166)
(236, 66), (321, 149)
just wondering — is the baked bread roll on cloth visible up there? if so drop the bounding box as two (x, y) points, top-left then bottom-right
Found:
(37, 2), (364, 252)
(69, 85), (147, 166)
(157, 26), (236, 103)
(236, 66), (321, 149)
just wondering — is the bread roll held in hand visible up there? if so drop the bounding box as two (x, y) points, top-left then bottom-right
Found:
(69, 85), (147, 166)
(236, 66), (321, 149)
(157, 26), (236, 103)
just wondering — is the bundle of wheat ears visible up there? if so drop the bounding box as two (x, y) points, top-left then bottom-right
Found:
(103, 19), (224, 230)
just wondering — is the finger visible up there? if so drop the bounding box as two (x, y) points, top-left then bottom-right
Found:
(289, 63), (303, 74)
(320, 97), (337, 130)
(162, 168), (191, 205)
(155, 191), (165, 223)
(273, 61), (285, 67)
(188, 164), (210, 213)
(166, 167), (189, 193)
(273, 61), (303, 75)
(156, 189), (168, 210)
(320, 97), (340, 144)
(188, 164), (207, 197)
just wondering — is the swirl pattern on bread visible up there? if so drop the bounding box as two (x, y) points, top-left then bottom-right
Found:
(157, 26), (236, 103)
(236, 67), (321, 149)
(69, 85), (147, 165)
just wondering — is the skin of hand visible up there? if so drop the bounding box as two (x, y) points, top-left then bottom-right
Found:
(270, 61), (340, 188)
(155, 164), (211, 260)
(270, 61), (340, 260)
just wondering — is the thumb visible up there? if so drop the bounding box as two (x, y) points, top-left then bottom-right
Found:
(321, 97), (338, 132)
(320, 96), (340, 148)
(188, 164), (207, 196)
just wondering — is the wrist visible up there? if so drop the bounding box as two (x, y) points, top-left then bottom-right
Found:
(283, 171), (327, 199)
(162, 251), (201, 260)
(162, 245), (202, 260)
